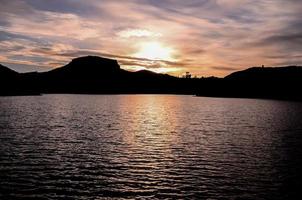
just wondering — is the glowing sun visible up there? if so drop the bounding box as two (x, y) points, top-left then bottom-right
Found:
(135, 42), (174, 61)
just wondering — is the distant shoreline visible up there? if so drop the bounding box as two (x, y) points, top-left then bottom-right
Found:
(2, 93), (302, 103)
(1, 56), (302, 101)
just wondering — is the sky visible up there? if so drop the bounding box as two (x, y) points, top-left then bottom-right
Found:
(0, 0), (302, 77)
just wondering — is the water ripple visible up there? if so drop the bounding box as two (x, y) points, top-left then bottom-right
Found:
(1, 95), (302, 199)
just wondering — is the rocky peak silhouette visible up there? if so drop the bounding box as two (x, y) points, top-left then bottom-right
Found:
(48, 56), (121, 77)
(0, 64), (18, 77)
(68, 56), (120, 71)
(1, 56), (302, 100)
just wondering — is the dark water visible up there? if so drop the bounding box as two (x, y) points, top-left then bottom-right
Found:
(1, 95), (302, 199)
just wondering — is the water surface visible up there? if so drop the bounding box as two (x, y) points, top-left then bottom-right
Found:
(1, 95), (302, 199)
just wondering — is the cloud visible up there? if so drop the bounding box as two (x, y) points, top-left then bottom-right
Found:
(117, 29), (161, 38)
(211, 66), (239, 71)
(261, 33), (302, 49)
(0, 0), (302, 77)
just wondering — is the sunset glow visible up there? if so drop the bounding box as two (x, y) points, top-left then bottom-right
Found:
(135, 42), (174, 61)
(0, 0), (301, 77)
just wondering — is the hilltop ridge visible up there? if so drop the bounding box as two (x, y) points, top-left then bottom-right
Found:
(1, 56), (302, 100)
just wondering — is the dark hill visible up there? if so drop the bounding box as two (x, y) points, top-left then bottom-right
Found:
(0, 64), (18, 95)
(0, 64), (19, 82)
(225, 66), (302, 82)
(45, 56), (121, 78)
(197, 66), (302, 101)
(0, 64), (18, 78)
(1, 56), (302, 100)
(37, 56), (190, 94)
(0, 64), (40, 96)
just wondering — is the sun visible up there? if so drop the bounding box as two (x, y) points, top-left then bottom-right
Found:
(134, 42), (174, 61)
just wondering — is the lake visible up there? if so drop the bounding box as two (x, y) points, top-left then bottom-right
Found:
(1, 95), (302, 199)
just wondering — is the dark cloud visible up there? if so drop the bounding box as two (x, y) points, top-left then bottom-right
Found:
(0, 30), (41, 43)
(0, 31), (16, 41)
(24, 0), (101, 17)
(8, 54), (51, 64)
(255, 18), (302, 52)
(0, 44), (25, 52)
(211, 66), (238, 71)
(262, 33), (302, 48)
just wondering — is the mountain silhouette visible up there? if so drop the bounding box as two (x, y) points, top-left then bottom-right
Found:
(225, 66), (302, 81)
(197, 66), (302, 101)
(1, 56), (302, 101)
(0, 64), (41, 95)
(0, 64), (18, 77)
(36, 56), (190, 94)
(46, 56), (120, 78)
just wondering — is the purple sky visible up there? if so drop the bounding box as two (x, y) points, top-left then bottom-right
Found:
(0, 0), (302, 77)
